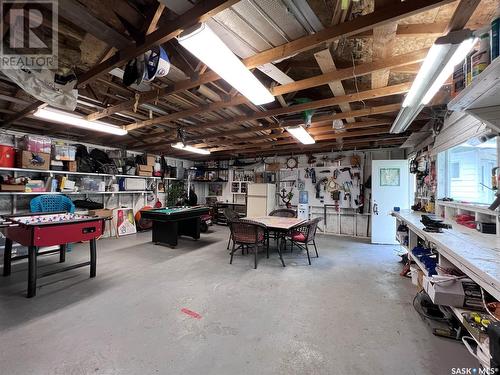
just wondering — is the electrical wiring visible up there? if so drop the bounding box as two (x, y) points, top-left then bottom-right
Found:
(413, 290), (450, 322)
(351, 51), (366, 109)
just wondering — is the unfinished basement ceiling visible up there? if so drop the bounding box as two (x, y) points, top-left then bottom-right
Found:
(0, 0), (498, 160)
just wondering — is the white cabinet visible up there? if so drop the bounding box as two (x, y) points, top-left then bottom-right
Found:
(246, 183), (276, 217)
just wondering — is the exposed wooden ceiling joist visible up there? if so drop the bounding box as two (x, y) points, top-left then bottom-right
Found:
(124, 49), (426, 131)
(314, 48), (354, 123)
(77, 0), (239, 87)
(54, 0), (132, 49)
(132, 102), (403, 151)
(208, 126), (393, 153)
(85, 0), (452, 121)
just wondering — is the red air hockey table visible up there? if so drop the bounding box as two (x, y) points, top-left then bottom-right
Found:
(1, 212), (105, 297)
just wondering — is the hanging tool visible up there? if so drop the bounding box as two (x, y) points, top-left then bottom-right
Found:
(333, 169), (340, 180)
(343, 181), (351, 193)
(340, 167), (352, 179)
(310, 168), (316, 184)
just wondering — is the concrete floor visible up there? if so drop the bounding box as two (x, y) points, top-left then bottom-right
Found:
(0, 225), (477, 375)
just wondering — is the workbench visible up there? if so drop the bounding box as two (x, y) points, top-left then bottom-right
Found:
(393, 210), (500, 301)
(393, 210), (500, 364)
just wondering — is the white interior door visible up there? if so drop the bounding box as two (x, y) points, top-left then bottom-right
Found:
(371, 160), (410, 244)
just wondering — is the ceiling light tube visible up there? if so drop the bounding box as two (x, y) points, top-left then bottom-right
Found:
(172, 142), (211, 155)
(33, 107), (127, 136)
(391, 29), (475, 134)
(421, 36), (476, 105)
(286, 125), (315, 145)
(177, 23), (274, 106)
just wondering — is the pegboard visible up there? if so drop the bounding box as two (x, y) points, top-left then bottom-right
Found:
(278, 165), (363, 209)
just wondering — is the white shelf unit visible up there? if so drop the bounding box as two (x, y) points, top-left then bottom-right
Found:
(0, 167), (176, 214)
(393, 211), (499, 365)
(448, 56), (500, 133)
(435, 200), (499, 236)
(0, 166), (174, 180)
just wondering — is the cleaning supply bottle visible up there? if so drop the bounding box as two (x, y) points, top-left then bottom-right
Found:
(471, 28), (490, 80)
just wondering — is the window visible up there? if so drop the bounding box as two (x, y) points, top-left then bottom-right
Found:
(450, 162), (460, 179)
(438, 137), (497, 204)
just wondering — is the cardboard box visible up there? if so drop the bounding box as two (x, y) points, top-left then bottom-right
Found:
(89, 209), (113, 218)
(137, 170), (152, 177)
(423, 275), (465, 306)
(0, 184), (25, 192)
(64, 161), (77, 172)
(137, 164), (153, 172)
(17, 150), (50, 170)
(146, 154), (155, 166)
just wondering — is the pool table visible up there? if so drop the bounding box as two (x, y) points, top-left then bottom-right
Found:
(140, 206), (210, 247)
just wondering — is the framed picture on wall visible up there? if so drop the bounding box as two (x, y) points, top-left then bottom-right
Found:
(380, 168), (400, 186)
(208, 182), (223, 196)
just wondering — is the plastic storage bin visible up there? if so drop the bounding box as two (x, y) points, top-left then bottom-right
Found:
(20, 135), (51, 153)
(52, 144), (76, 161)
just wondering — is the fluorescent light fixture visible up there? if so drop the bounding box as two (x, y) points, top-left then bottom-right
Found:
(286, 125), (315, 145)
(172, 142), (211, 155)
(391, 29), (475, 134)
(421, 36), (476, 105)
(178, 23), (274, 106)
(33, 107), (127, 136)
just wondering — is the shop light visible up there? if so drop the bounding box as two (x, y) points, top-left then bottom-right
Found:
(172, 142), (211, 155)
(177, 23), (274, 106)
(286, 125), (315, 145)
(391, 30), (476, 134)
(33, 107), (127, 136)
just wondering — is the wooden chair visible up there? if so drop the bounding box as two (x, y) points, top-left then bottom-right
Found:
(224, 208), (241, 249)
(269, 208), (296, 218)
(229, 219), (267, 269)
(287, 217), (321, 265)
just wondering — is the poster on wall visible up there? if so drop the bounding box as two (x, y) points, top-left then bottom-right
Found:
(208, 182), (223, 196)
(380, 168), (400, 186)
(114, 208), (137, 236)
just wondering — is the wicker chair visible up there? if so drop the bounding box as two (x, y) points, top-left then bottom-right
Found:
(269, 208), (296, 218)
(224, 208), (241, 249)
(286, 217), (321, 265)
(229, 219), (267, 269)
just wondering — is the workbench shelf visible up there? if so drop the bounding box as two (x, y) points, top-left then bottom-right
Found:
(0, 166), (176, 180)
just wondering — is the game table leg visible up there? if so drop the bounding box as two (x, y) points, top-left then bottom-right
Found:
(89, 239), (96, 278)
(3, 238), (12, 276)
(59, 244), (66, 263)
(27, 246), (38, 298)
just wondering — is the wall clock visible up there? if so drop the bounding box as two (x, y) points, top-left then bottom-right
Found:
(286, 156), (298, 169)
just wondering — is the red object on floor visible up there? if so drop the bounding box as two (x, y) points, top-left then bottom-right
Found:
(181, 308), (202, 319)
(135, 206), (153, 230)
(0, 145), (15, 167)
